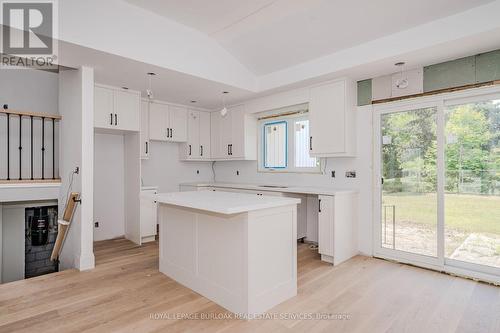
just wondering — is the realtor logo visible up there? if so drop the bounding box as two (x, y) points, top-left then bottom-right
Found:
(1, 0), (57, 69)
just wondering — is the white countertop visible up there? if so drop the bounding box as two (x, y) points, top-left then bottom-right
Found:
(156, 190), (300, 215)
(141, 186), (158, 191)
(180, 182), (357, 196)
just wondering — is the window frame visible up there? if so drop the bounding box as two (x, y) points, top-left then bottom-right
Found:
(258, 113), (321, 174)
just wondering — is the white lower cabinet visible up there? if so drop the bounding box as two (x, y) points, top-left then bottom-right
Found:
(140, 189), (158, 243)
(318, 195), (335, 259)
(317, 194), (357, 265)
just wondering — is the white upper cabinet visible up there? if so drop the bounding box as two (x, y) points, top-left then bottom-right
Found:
(94, 85), (140, 132)
(309, 79), (356, 157)
(199, 111), (211, 159)
(148, 101), (187, 143)
(169, 105), (188, 142)
(114, 90), (141, 131)
(149, 102), (169, 141)
(140, 100), (150, 159)
(210, 105), (256, 160)
(181, 110), (211, 160)
(94, 86), (114, 129)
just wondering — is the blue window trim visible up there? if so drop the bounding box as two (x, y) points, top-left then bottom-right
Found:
(263, 120), (288, 169)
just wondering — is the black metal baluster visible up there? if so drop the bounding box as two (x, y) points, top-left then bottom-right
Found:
(19, 115), (22, 180)
(41, 117), (45, 179)
(30, 115), (33, 180)
(6, 114), (10, 180)
(52, 118), (55, 179)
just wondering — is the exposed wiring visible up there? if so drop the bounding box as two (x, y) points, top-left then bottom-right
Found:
(322, 158), (328, 175)
(211, 161), (216, 182)
(60, 168), (77, 212)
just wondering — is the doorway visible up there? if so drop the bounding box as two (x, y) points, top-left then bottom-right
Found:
(373, 89), (500, 283)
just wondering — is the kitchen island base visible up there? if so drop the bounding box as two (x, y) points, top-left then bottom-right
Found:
(159, 203), (297, 316)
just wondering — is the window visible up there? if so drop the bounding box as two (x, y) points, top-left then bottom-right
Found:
(259, 113), (320, 173)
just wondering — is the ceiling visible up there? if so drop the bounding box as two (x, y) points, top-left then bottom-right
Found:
(123, 0), (495, 75)
(59, 41), (254, 109)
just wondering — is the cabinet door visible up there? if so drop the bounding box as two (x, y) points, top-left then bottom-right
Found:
(149, 102), (169, 141)
(114, 89), (140, 131)
(210, 112), (224, 159)
(199, 111), (211, 159)
(169, 105), (187, 142)
(220, 111), (233, 157)
(309, 81), (346, 155)
(140, 192), (157, 238)
(140, 101), (150, 159)
(229, 105), (245, 158)
(183, 110), (200, 159)
(318, 195), (334, 257)
(94, 86), (114, 129)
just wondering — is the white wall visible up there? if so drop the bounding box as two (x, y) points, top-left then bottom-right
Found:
(93, 133), (125, 241)
(0, 68), (59, 180)
(1, 205), (25, 283)
(0, 68), (58, 114)
(58, 67), (95, 271)
(141, 142), (213, 193)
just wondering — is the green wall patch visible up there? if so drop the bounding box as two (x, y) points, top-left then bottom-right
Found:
(423, 56), (476, 92)
(357, 79), (372, 106)
(476, 50), (500, 83)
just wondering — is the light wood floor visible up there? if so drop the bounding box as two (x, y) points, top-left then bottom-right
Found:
(0, 238), (499, 333)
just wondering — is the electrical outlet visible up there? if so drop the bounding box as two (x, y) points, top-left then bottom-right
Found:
(94, 222), (99, 228)
(346, 171), (357, 178)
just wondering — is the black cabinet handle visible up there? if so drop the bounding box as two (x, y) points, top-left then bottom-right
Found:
(189, 144), (192, 156)
(145, 142), (148, 154)
(114, 114), (117, 126)
(110, 113), (113, 125)
(318, 199), (322, 213)
(166, 129), (169, 138)
(170, 128), (173, 138)
(309, 136), (312, 151)
(229, 144), (233, 155)
(227, 144), (230, 156)
(200, 145), (203, 156)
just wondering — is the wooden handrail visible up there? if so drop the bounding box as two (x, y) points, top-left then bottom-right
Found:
(0, 178), (61, 185)
(0, 108), (62, 120)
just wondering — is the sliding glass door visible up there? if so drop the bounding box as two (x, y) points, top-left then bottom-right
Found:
(444, 99), (500, 271)
(380, 108), (438, 259)
(374, 91), (500, 280)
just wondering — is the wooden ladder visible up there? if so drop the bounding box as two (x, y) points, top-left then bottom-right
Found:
(50, 192), (80, 261)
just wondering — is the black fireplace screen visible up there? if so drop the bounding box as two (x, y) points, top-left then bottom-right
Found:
(25, 205), (58, 278)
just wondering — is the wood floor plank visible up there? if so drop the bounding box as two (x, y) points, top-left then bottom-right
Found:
(0, 238), (498, 333)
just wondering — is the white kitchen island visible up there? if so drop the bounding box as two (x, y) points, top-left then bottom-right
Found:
(156, 190), (300, 316)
